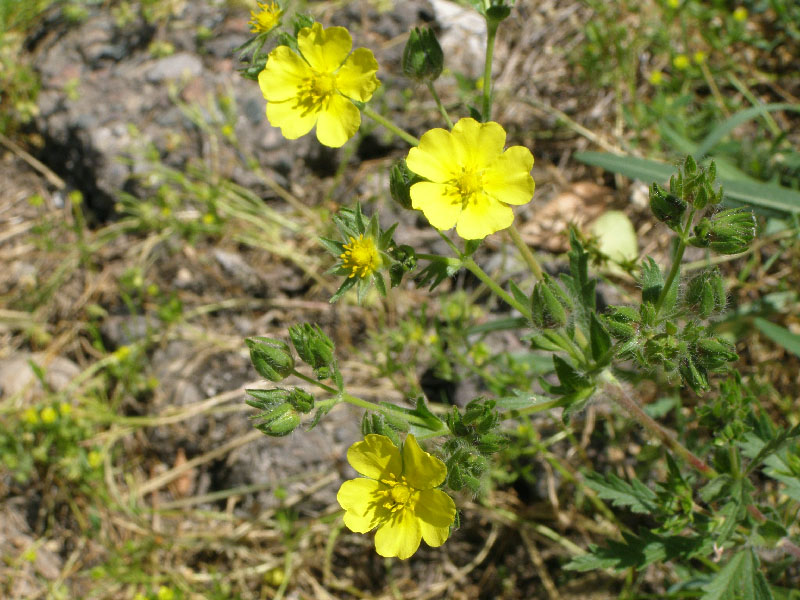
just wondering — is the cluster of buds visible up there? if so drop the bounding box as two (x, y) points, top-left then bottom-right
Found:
(530, 275), (573, 329)
(684, 269), (726, 318)
(442, 399), (504, 492)
(689, 208), (756, 255)
(245, 387), (315, 436)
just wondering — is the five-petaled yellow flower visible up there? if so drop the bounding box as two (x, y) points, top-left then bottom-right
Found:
(340, 234), (381, 279)
(258, 23), (380, 148)
(406, 118), (535, 240)
(249, 1), (282, 34)
(337, 433), (456, 560)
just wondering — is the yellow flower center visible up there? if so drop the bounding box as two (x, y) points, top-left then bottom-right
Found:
(379, 475), (416, 512)
(390, 484), (411, 504)
(340, 235), (381, 279)
(249, 2), (282, 34)
(296, 72), (337, 115)
(453, 167), (484, 206)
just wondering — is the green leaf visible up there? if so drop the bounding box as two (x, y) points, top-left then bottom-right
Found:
(743, 423), (800, 476)
(553, 356), (591, 392)
(329, 277), (356, 303)
(415, 256), (461, 291)
(589, 312), (612, 364)
(584, 472), (658, 515)
(640, 257), (664, 304)
(754, 318), (800, 358)
(697, 103), (800, 156)
(509, 280), (529, 312)
(576, 152), (800, 215)
(701, 549), (774, 600)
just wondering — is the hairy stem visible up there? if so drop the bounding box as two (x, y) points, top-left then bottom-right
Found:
(481, 19), (499, 121)
(463, 257), (531, 318)
(361, 107), (419, 147)
(427, 81), (454, 129)
(507, 224), (544, 280)
(655, 208), (695, 315)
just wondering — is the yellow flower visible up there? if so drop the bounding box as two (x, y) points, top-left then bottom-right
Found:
(40, 406), (57, 424)
(673, 54), (690, 70)
(648, 70), (664, 85)
(22, 407), (39, 425)
(87, 450), (103, 469)
(732, 7), (747, 22)
(666, 0), (680, 6)
(406, 118), (535, 240)
(157, 587), (174, 600)
(249, 1), (282, 34)
(693, 50), (707, 64)
(337, 433), (456, 560)
(258, 23), (380, 148)
(340, 234), (381, 278)
(58, 402), (72, 416)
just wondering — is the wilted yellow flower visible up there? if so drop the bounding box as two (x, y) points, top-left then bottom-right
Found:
(249, 1), (282, 34)
(40, 406), (57, 424)
(340, 234), (381, 279)
(693, 50), (707, 64)
(406, 118), (535, 240)
(673, 54), (690, 70)
(649, 70), (664, 85)
(337, 434), (456, 560)
(258, 23), (380, 148)
(732, 7), (748, 22)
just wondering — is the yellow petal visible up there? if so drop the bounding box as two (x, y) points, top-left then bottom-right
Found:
(374, 508), (422, 560)
(482, 145), (535, 205)
(266, 99), (317, 140)
(402, 434), (447, 490)
(410, 182), (462, 231)
(335, 48), (380, 102)
(315, 94), (360, 147)
(415, 488), (456, 547)
(338, 478), (388, 533)
(406, 128), (461, 183)
(347, 434), (402, 480)
(456, 194), (514, 240)
(259, 46), (311, 102)
(297, 23), (352, 73)
(450, 118), (506, 170)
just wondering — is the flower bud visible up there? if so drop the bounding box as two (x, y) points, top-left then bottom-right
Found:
(389, 160), (418, 210)
(260, 405), (302, 436)
(690, 209), (756, 254)
(679, 357), (709, 393)
(694, 337), (737, 371)
(247, 398), (301, 437)
(402, 27), (444, 82)
(685, 269), (726, 318)
(246, 337), (294, 381)
(289, 323), (334, 370)
(389, 244), (417, 287)
(649, 183), (687, 229)
(289, 387), (315, 413)
(531, 276), (571, 329)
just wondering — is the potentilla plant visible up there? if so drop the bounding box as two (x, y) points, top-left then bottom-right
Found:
(237, 0), (800, 594)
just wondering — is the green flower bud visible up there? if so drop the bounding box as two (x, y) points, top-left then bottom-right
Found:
(531, 276), (571, 329)
(288, 323), (334, 370)
(649, 183), (687, 229)
(249, 400), (301, 437)
(402, 27), (444, 82)
(690, 209), (756, 254)
(389, 244), (417, 287)
(680, 357), (709, 393)
(289, 387), (315, 413)
(246, 337), (294, 382)
(694, 337), (737, 371)
(389, 160), (418, 210)
(604, 318), (636, 341)
(685, 269), (726, 318)
(246, 387), (292, 410)
(486, 4), (512, 21)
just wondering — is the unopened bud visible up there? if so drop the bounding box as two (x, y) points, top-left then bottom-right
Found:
(650, 183), (687, 229)
(679, 357), (709, 393)
(690, 209), (756, 254)
(289, 388), (315, 413)
(694, 337), (737, 371)
(246, 337), (294, 381)
(685, 269), (726, 318)
(531, 276), (571, 329)
(389, 160), (418, 211)
(402, 27), (444, 82)
(289, 323), (334, 370)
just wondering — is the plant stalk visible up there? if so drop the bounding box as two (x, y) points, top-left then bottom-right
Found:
(361, 107), (419, 147)
(463, 257), (531, 318)
(481, 19), (499, 121)
(507, 224), (544, 280)
(426, 81), (454, 129)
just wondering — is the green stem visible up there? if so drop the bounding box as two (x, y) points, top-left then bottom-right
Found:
(655, 208), (695, 315)
(507, 224), (543, 280)
(463, 257), (531, 318)
(361, 107), (419, 147)
(499, 397), (563, 421)
(436, 229), (463, 256)
(482, 19), (499, 121)
(426, 81), (454, 129)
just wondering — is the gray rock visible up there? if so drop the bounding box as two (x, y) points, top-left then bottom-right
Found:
(145, 52), (203, 83)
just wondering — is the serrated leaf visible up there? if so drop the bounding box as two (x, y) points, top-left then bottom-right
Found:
(701, 549), (774, 600)
(640, 257), (664, 304)
(698, 474), (733, 503)
(584, 472), (658, 514)
(553, 356), (591, 392)
(319, 236), (344, 257)
(589, 312), (612, 364)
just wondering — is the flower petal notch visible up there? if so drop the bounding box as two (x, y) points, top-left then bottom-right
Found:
(406, 117), (535, 240)
(258, 23), (380, 148)
(337, 433), (456, 559)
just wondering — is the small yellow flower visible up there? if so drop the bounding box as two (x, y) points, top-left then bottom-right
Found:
(673, 54), (690, 70)
(157, 587), (174, 600)
(87, 450), (103, 469)
(693, 50), (707, 64)
(406, 118), (535, 240)
(340, 234), (381, 279)
(113, 346), (131, 362)
(202, 213), (215, 225)
(22, 407), (39, 425)
(666, 0), (680, 7)
(40, 407), (58, 424)
(258, 23), (380, 147)
(732, 7), (748, 22)
(58, 402), (72, 416)
(648, 70), (664, 85)
(249, 1), (282, 34)
(337, 433), (456, 560)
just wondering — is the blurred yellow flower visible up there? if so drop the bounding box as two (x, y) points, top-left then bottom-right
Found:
(673, 54), (690, 70)
(258, 23), (380, 147)
(406, 118), (535, 240)
(733, 7), (748, 22)
(23, 407), (39, 425)
(40, 406), (57, 424)
(649, 70), (664, 85)
(693, 50), (707, 64)
(58, 402), (72, 416)
(340, 234), (381, 279)
(337, 434), (456, 560)
(249, 1), (282, 34)
(667, 0), (680, 7)
(87, 450), (103, 469)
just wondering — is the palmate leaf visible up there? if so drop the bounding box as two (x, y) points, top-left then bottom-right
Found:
(584, 471), (659, 514)
(565, 530), (709, 572)
(701, 548), (774, 600)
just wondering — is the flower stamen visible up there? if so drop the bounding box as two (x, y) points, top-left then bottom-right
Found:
(340, 235), (382, 279)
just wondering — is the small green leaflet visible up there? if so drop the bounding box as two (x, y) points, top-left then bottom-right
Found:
(584, 471), (658, 515)
(701, 548), (774, 600)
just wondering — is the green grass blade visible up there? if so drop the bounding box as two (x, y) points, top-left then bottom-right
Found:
(696, 103), (800, 156)
(754, 318), (800, 358)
